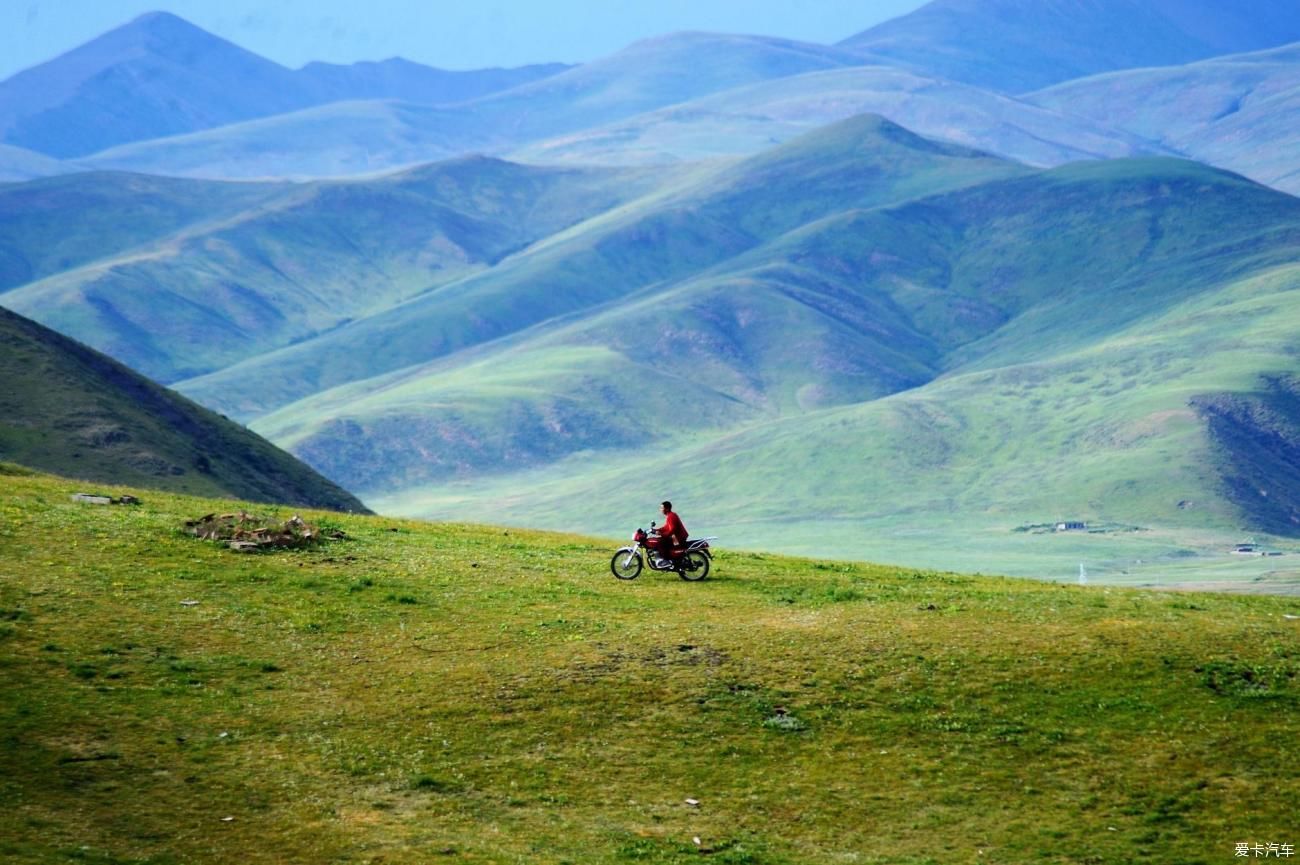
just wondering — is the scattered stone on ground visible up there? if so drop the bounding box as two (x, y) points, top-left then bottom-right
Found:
(71, 493), (140, 506)
(184, 512), (344, 552)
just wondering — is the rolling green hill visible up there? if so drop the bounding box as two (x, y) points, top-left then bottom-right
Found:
(0, 171), (288, 292)
(512, 64), (1160, 168)
(0, 306), (367, 512)
(1028, 42), (1300, 195)
(1, 158), (671, 383)
(1, 469), (1297, 862)
(181, 115), (1025, 421)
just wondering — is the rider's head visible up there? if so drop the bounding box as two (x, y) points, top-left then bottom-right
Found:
(661, 501), (672, 513)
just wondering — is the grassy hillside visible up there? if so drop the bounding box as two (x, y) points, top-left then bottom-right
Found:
(838, 0), (1300, 93)
(2, 158), (668, 383)
(512, 65), (1158, 168)
(0, 306), (367, 513)
(0, 171), (288, 292)
(1192, 373), (1300, 536)
(1028, 43), (1300, 195)
(2, 469), (1298, 863)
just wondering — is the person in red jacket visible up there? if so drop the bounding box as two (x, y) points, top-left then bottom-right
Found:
(655, 500), (688, 563)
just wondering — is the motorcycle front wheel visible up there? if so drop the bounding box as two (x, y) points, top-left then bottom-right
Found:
(610, 549), (643, 580)
(677, 550), (711, 581)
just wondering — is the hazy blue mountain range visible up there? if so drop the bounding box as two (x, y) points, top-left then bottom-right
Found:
(839, 0), (1300, 93)
(295, 57), (570, 105)
(0, 305), (368, 512)
(71, 30), (881, 180)
(510, 64), (1163, 167)
(0, 11), (569, 160)
(7, 5), (1299, 193)
(1029, 42), (1300, 194)
(76, 100), (509, 180)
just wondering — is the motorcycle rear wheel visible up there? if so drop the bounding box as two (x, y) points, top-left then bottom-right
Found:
(611, 549), (643, 580)
(677, 550), (710, 581)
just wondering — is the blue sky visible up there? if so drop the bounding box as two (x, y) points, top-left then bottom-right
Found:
(1, 1), (928, 79)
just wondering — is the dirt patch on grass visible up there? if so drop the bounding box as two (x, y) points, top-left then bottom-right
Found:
(560, 644), (730, 682)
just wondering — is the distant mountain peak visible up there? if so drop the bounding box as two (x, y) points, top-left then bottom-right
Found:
(0, 11), (570, 160)
(127, 10), (201, 30)
(82, 9), (249, 60)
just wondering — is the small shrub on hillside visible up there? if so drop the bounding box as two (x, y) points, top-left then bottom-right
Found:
(1198, 660), (1297, 700)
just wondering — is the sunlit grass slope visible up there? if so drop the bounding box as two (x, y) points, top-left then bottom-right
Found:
(1, 469), (1298, 864)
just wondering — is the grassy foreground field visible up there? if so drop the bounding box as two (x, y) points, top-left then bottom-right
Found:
(2, 467), (1298, 864)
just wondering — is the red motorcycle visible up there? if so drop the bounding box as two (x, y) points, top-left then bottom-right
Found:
(609, 521), (715, 581)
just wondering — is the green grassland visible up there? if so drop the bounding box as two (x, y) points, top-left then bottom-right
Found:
(0, 172), (287, 292)
(2, 468), (1299, 864)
